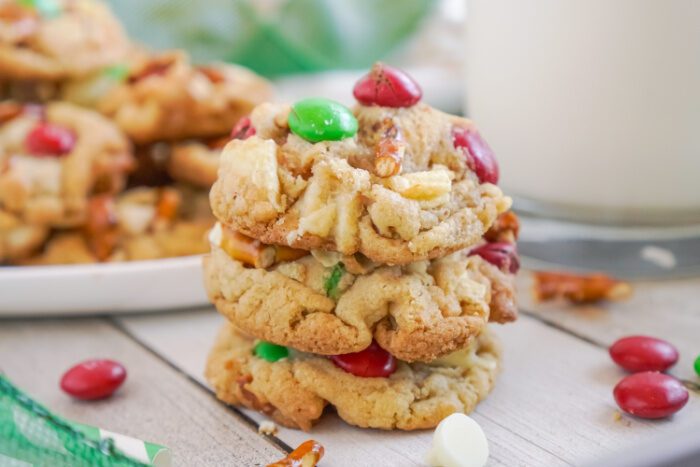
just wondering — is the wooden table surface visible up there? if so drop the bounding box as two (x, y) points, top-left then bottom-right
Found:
(1, 270), (699, 466)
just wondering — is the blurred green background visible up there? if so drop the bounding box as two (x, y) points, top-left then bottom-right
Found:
(106, 0), (433, 77)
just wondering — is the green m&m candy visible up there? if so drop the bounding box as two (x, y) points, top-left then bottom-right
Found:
(103, 64), (130, 82)
(63, 65), (128, 107)
(254, 341), (289, 362)
(694, 354), (700, 377)
(288, 98), (357, 143)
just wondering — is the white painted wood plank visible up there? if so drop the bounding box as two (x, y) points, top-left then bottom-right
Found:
(518, 272), (700, 382)
(117, 307), (700, 467)
(0, 318), (282, 466)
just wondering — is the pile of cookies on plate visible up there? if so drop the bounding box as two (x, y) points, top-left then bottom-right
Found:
(0, 0), (271, 265)
(204, 63), (520, 430)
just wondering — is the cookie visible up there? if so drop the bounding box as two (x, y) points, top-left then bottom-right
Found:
(166, 137), (227, 189)
(0, 0), (129, 80)
(19, 185), (212, 264)
(71, 50), (272, 144)
(203, 223), (516, 362)
(0, 101), (133, 227)
(210, 101), (511, 265)
(205, 323), (500, 431)
(0, 209), (47, 262)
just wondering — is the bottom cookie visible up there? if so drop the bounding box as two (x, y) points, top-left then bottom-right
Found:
(205, 323), (500, 431)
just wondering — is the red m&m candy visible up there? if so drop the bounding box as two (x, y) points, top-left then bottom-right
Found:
(470, 242), (520, 274)
(353, 62), (422, 108)
(331, 341), (396, 378)
(230, 116), (256, 140)
(452, 126), (499, 184)
(25, 123), (75, 156)
(613, 372), (688, 419)
(60, 359), (127, 400)
(609, 336), (679, 373)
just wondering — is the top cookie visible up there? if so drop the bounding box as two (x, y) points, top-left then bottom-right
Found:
(211, 65), (511, 265)
(63, 50), (273, 144)
(0, 0), (129, 80)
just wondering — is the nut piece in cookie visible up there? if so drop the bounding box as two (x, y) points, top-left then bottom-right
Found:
(204, 223), (516, 362)
(0, 0), (130, 80)
(0, 101), (133, 227)
(210, 66), (512, 264)
(205, 323), (500, 431)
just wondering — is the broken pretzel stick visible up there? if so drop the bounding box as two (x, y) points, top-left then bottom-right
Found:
(484, 211), (520, 243)
(533, 271), (632, 304)
(267, 440), (324, 467)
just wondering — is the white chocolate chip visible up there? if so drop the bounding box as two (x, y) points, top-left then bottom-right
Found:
(222, 138), (282, 211)
(426, 413), (489, 467)
(640, 245), (677, 269)
(208, 222), (223, 247)
(10, 155), (63, 196)
(310, 249), (344, 268)
(117, 203), (156, 235)
(258, 420), (278, 436)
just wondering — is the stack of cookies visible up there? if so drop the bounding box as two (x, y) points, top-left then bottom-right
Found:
(204, 63), (520, 430)
(0, 0), (271, 265)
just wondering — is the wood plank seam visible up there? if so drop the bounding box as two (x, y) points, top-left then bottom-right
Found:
(104, 316), (295, 455)
(474, 411), (574, 466)
(520, 308), (603, 348)
(520, 308), (700, 393)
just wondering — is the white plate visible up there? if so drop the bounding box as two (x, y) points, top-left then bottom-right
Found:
(0, 255), (208, 316)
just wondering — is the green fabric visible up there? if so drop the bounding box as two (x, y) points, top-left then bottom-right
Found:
(0, 375), (146, 467)
(105, 0), (433, 77)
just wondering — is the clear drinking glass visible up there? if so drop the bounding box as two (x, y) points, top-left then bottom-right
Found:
(464, 0), (700, 278)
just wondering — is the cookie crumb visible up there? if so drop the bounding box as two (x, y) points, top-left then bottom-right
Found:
(258, 420), (278, 436)
(612, 410), (632, 426)
(640, 246), (677, 269)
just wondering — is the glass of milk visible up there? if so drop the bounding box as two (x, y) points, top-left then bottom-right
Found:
(464, 0), (700, 277)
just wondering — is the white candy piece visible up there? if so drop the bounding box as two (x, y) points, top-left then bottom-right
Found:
(425, 413), (489, 467)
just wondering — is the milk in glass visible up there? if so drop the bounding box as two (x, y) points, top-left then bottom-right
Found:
(465, 0), (700, 224)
